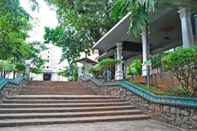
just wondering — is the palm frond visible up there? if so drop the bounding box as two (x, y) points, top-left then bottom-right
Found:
(111, 0), (132, 21)
(129, 4), (149, 37)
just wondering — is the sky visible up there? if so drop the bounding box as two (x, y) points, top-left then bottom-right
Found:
(20, 0), (98, 63)
(20, 0), (68, 67)
(20, 0), (58, 42)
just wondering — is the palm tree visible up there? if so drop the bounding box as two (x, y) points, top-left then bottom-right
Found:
(112, 0), (156, 37)
(112, 0), (197, 86)
(112, 0), (156, 86)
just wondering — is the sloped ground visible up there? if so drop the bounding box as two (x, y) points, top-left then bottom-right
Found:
(0, 120), (182, 131)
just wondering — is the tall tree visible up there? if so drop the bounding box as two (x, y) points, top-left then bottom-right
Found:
(0, 0), (31, 60)
(0, 0), (45, 78)
(46, 0), (116, 41)
(112, 0), (156, 37)
(43, 0), (117, 66)
(44, 26), (89, 66)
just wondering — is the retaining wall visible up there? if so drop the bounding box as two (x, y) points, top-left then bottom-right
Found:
(82, 81), (197, 129)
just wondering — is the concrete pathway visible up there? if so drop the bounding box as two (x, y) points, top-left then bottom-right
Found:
(0, 120), (184, 131)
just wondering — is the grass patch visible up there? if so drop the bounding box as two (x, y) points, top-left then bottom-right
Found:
(129, 81), (192, 97)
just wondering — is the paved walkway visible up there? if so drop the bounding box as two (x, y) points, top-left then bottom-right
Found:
(0, 120), (184, 131)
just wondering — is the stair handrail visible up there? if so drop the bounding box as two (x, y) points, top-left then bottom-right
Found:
(88, 78), (197, 109)
(0, 76), (26, 91)
(0, 78), (8, 91)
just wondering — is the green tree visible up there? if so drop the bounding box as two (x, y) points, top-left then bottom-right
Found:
(46, 0), (116, 40)
(29, 43), (46, 75)
(44, 26), (88, 66)
(162, 47), (197, 96)
(58, 65), (78, 81)
(112, 0), (156, 37)
(127, 58), (142, 76)
(0, 0), (31, 60)
(0, 0), (41, 78)
(43, 0), (118, 68)
(90, 58), (119, 78)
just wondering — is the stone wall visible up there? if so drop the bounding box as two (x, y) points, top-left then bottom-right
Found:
(82, 81), (197, 129)
(0, 83), (26, 103)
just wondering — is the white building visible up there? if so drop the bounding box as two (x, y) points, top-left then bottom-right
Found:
(30, 44), (68, 81)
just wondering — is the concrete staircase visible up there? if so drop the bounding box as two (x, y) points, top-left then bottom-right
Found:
(0, 81), (149, 127)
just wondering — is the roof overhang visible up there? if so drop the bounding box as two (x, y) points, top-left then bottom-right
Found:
(93, 13), (132, 51)
(76, 58), (97, 65)
(93, 8), (183, 54)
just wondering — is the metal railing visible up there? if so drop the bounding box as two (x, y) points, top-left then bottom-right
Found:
(87, 77), (197, 109)
(0, 76), (26, 91)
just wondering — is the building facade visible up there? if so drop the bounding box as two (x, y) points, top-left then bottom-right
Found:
(30, 44), (68, 81)
(93, 6), (197, 80)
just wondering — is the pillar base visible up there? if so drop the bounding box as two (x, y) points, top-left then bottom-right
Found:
(115, 70), (124, 80)
(142, 65), (148, 76)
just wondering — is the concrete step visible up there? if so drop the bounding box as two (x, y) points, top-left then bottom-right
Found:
(0, 81), (150, 127)
(0, 110), (143, 119)
(0, 105), (136, 113)
(0, 114), (150, 127)
(18, 92), (95, 95)
(3, 99), (125, 104)
(6, 95), (119, 100)
(20, 88), (90, 90)
(0, 102), (129, 108)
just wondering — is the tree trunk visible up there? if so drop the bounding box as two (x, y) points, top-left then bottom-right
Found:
(3, 71), (6, 78)
(13, 71), (16, 79)
(0, 72), (3, 77)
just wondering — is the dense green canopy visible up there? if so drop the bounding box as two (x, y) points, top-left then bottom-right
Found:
(43, 0), (118, 66)
(0, 0), (32, 60)
(0, 0), (45, 78)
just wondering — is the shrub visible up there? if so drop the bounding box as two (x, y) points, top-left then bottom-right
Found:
(90, 58), (119, 77)
(99, 58), (120, 70)
(72, 66), (78, 81)
(127, 58), (142, 76)
(162, 47), (197, 96)
(151, 53), (163, 69)
(15, 63), (26, 73)
(166, 86), (192, 97)
(131, 81), (192, 97)
(59, 65), (78, 81)
(31, 68), (42, 74)
(89, 64), (102, 77)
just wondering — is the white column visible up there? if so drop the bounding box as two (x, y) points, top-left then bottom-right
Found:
(178, 8), (194, 48)
(141, 31), (150, 76)
(115, 43), (123, 80)
(25, 60), (32, 80)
